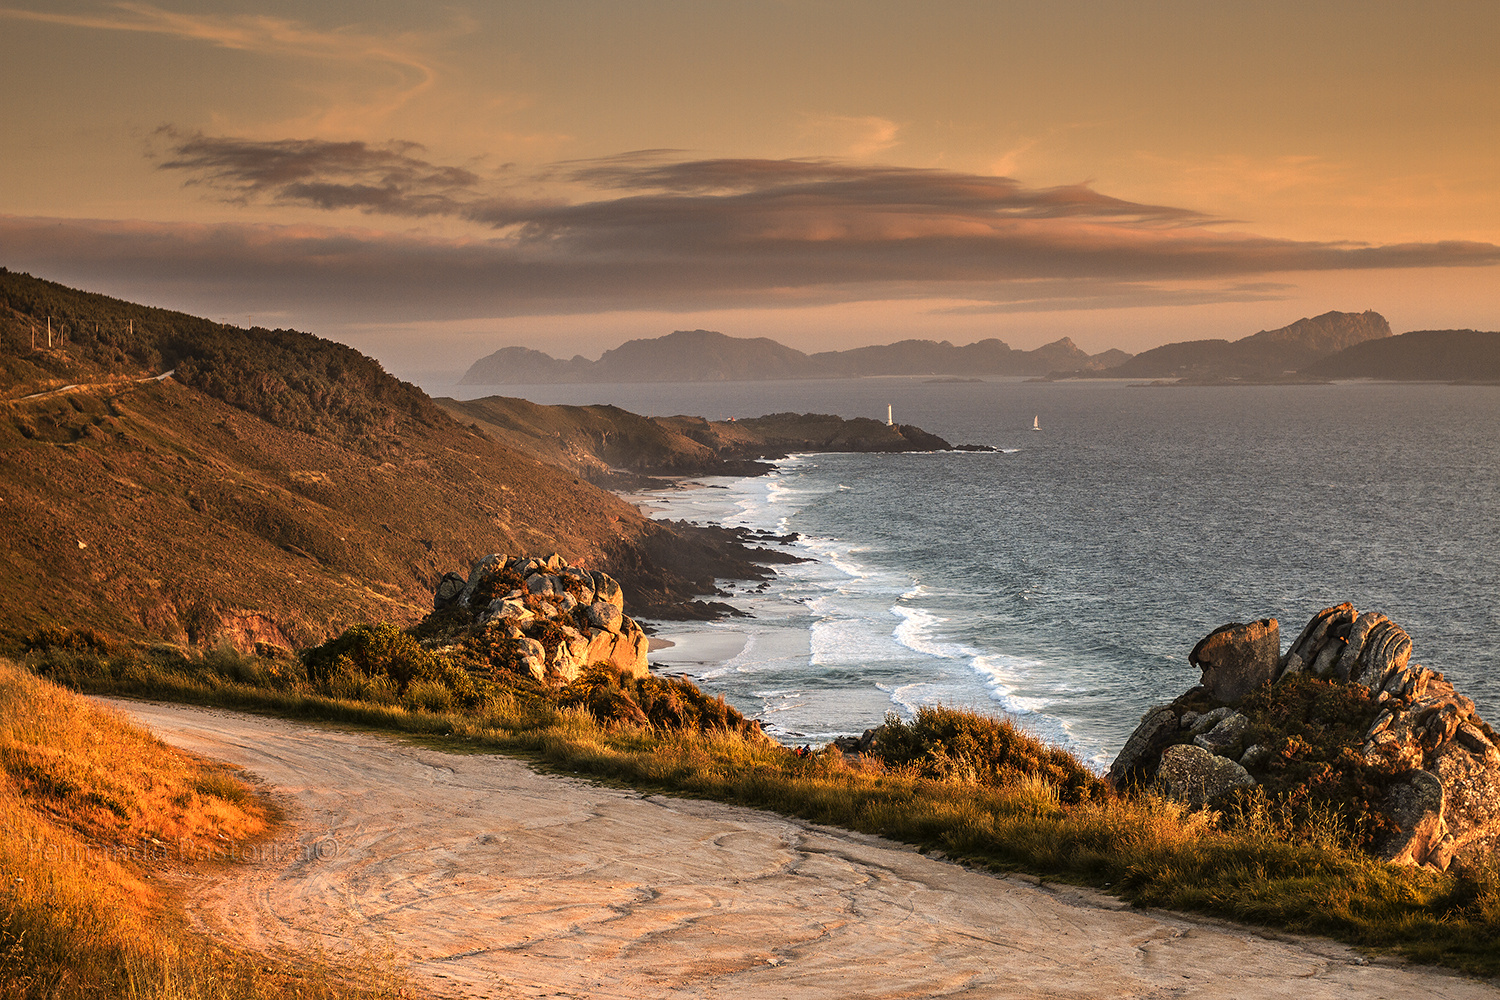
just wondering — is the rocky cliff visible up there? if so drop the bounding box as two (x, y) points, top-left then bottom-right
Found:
(297, 549), (763, 736)
(1110, 604), (1500, 872)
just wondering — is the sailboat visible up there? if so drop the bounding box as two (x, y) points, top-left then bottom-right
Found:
(1031, 415), (1040, 432)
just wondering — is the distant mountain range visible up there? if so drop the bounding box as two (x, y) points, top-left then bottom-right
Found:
(1094, 312), (1499, 384)
(460, 309), (1500, 386)
(1097, 310), (1393, 381)
(1302, 329), (1500, 382)
(459, 330), (1129, 384)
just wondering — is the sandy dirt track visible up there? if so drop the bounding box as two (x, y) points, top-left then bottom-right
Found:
(106, 699), (1498, 1000)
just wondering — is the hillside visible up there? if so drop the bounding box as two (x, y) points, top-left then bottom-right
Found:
(436, 395), (963, 486)
(1099, 310), (1391, 381)
(1301, 329), (1500, 382)
(434, 395), (765, 484)
(0, 270), (775, 649)
(460, 330), (1127, 384)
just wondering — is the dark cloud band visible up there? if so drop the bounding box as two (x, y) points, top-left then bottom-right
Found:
(1, 135), (1495, 325)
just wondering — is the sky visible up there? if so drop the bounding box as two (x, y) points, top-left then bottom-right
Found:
(3, 0), (1498, 380)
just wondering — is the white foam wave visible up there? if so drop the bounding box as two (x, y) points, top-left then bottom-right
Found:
(890, 605), (1052, 720)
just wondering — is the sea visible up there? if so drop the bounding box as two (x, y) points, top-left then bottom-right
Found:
(439, 377), (1500, 768)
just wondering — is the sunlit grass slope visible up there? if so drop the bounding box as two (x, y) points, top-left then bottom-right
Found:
(0, 659), (405, 1000)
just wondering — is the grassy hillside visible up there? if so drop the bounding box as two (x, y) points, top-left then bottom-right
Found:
(0, 659), (400, 998)
(437, 396), (959, 486)
(0, 269), (765, 651)
(434, 395), (767, 485)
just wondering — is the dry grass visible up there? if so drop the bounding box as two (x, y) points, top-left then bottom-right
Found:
(0, 661), (269, 850)
(0, 660), (410, 1000)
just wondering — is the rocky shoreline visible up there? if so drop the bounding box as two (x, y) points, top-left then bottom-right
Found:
(822, 604), (1500, 875)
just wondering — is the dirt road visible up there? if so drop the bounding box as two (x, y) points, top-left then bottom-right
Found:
(106, 699), (1497, 999)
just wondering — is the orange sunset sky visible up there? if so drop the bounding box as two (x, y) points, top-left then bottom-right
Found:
(2, 1), (1497, 379)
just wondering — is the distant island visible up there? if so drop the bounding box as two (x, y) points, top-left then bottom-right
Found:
(1082, 310), (1392, 382)
(460, 329), (1130, 384)
(1301, 328), (1500, 383)
(459, 311), (1500, 386)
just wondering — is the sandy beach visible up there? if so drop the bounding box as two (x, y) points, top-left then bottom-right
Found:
(104, 698), (1498, 1000)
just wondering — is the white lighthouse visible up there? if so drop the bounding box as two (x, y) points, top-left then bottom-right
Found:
(886, 404), (893, 426)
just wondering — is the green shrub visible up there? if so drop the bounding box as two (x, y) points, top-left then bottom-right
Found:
(558, 663), (760, 734)
(870, 706), (1108, 803)
(403, 680), (455, 713)
(1225, 673), (1405, 851)
(22, 626), (116, 656)
(303, 622), (448, 691)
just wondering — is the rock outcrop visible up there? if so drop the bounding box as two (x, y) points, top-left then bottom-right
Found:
(1190, 618), (1280, 703)
(428, 552), (649, 683)
(1155, 744), (1256, 807)
(1111, 603), (1500, 871)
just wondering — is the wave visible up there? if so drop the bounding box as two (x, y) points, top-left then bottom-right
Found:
(889, 603), (1065, 731)
(636, 452), (1088, 755)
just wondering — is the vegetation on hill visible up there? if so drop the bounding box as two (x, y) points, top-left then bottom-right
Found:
(439, 396), (963, 485)
(0, 268), (441, 455)
(0, 659), (402, 999)
(434, 395), (767, 485)
(0, 269), (780, 653)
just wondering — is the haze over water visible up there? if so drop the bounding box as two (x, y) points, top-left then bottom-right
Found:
(446, 378), (1500, 766)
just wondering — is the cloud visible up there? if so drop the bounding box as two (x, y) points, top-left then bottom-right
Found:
(797, 114), (903, 157)
(930, 281), (1298, 315)
(6, 139), (1498, 326)
(155, 131), (485, 215)
(0, 3), (439, 128)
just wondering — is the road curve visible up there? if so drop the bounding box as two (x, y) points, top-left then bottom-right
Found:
(103, 698), (1498, 1000)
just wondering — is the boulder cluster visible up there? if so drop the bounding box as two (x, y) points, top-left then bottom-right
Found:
(1110, 604), (1500, 871)
(431, 553), (649, 683)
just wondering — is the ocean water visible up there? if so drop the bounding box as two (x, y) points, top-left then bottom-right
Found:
(441, 378), (1500, 767)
